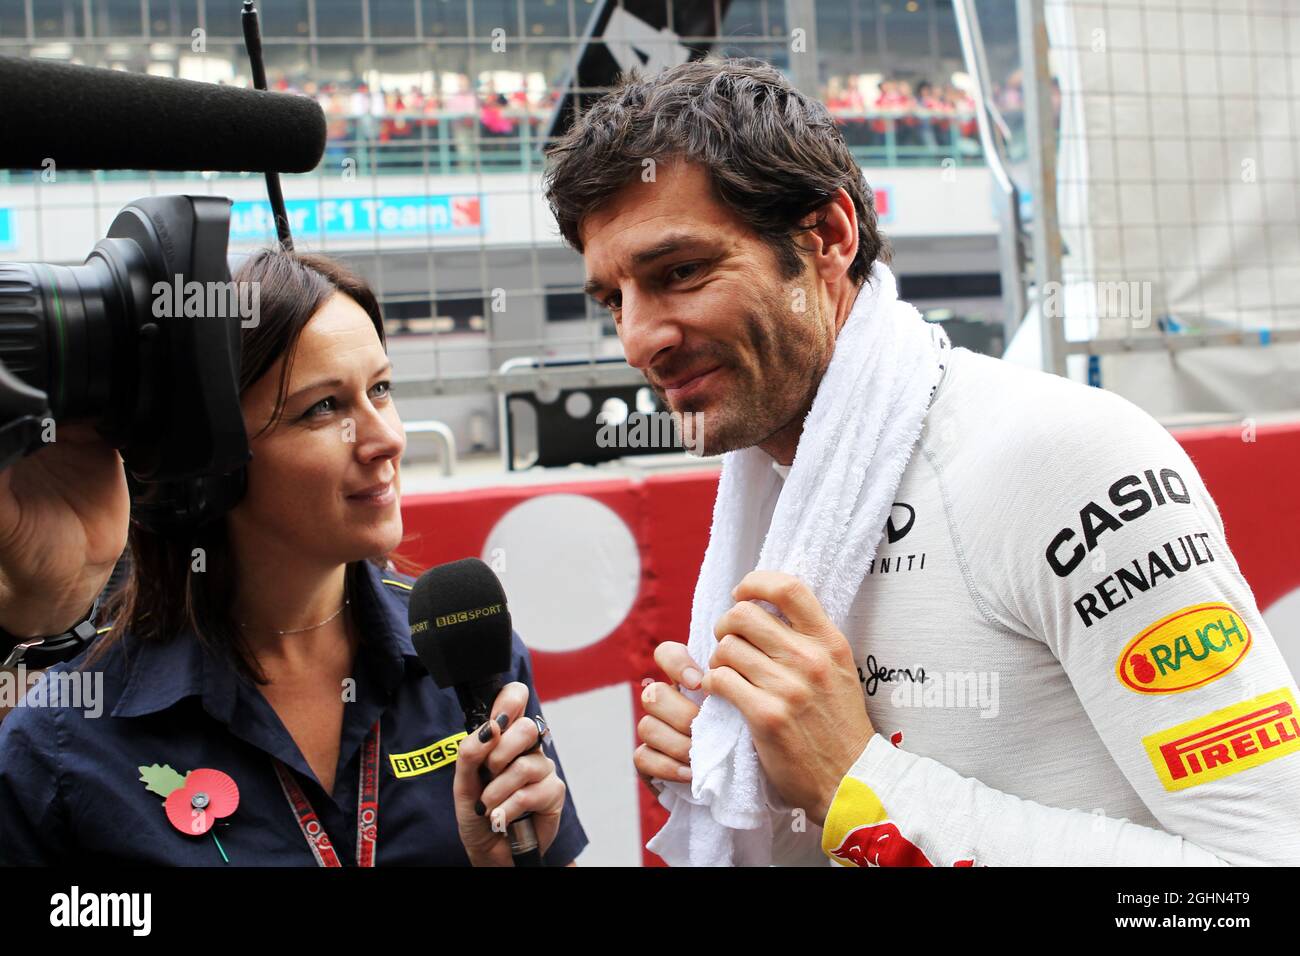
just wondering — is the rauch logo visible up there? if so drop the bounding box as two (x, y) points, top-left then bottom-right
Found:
(1115, 602), (1250, 695)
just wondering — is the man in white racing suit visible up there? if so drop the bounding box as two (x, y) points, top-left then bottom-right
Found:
(542, 56), (1300, 865)
(764, 344), (1300, 866)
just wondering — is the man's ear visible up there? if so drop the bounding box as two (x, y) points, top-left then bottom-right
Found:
(802, 187), (858, 286)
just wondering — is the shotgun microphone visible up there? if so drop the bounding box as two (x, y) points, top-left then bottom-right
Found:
(0, 55), (326, 172)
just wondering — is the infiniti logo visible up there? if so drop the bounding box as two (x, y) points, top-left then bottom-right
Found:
(885, 503), (915, 543)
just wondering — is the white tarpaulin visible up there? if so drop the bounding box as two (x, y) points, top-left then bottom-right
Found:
(1008, 0), (1300, 419)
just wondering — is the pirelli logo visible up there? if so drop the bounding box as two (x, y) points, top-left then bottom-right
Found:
(389, 731), (468, 779)
(1144, 687), (1300, 792)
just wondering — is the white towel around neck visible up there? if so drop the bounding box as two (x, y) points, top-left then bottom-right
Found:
(645, 260), (949, 866)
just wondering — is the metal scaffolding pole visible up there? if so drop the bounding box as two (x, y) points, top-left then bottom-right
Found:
(1017, 0), (1067, 376)
(952, 0), (1028, 347)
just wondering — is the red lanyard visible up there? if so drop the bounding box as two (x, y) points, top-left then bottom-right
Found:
(274, 721), (381, 867)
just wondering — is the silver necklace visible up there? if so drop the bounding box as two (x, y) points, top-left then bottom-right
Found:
(240, 597), (349, 635)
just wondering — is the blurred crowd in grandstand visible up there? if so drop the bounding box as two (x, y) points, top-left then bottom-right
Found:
(248, 66), (1054, 169)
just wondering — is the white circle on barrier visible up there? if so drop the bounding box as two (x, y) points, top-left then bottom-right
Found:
(598, 396), (629, 427)
(565, 391), (593, 419)
(1264, 586), (1300, 684)
(483, 494), (641, 652)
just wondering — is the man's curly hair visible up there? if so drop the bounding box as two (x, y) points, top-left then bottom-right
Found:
(543, 56), (889, 284)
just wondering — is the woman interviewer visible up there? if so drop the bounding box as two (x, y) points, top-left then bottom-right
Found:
(0, 250), (587, 865)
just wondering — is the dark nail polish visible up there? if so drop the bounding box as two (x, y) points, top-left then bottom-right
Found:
(474, 800), (486, 817)
(477, 722), (492, 743)
(496, 713), (509, 732)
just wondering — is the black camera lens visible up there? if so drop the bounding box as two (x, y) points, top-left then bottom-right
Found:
(0, 249), (145, 444)
(0, 196), (251, 530)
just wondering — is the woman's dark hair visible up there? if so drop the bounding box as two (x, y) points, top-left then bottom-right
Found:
(90, 249), (412, 682)
(543, 56), (890, 285)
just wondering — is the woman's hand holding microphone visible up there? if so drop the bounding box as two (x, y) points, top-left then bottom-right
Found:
(452, 681), (568, 866)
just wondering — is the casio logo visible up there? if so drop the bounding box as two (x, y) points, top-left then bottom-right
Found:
(1046, 468), (1191, 578)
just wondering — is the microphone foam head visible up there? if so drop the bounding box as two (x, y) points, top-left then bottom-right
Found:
(409, 558), (514, 688)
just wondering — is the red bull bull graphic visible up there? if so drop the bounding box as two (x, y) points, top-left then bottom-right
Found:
(821, 776), (975, 867)
(831, 821), (934, 867)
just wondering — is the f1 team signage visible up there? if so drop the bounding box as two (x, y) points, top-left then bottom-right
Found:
(0, 208), (15, 251)
(874, 185), (893, 225)
(229, 194), (482, 243)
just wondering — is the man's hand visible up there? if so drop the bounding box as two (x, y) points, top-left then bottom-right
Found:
(634, 641), (704, 794)
(705, 570), (873, 826)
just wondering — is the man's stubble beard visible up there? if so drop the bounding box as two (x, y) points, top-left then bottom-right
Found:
(679, 279), (828, 458)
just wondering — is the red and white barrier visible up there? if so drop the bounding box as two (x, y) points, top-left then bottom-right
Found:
(398, 421), (1300, 866)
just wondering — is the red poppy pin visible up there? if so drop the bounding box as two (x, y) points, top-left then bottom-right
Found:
(139, 764), (240, 863)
